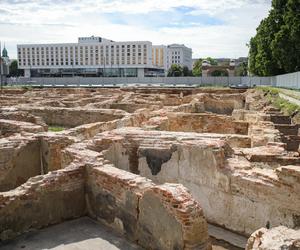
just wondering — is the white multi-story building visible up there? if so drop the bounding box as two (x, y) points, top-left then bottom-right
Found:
(17, 36), (192, 77)
(167, 44), (193, 70)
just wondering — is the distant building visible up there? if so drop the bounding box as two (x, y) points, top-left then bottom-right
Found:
(167, 44), (193, 70)
(151, 45), (168, 76)
(17, 36), (192, 77)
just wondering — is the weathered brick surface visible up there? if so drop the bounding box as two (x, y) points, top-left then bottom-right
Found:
(146, 112), (249, 135)
(138, 184), (210, 250)
(0, 135), (41, 191)
(0, 119), (45, 137)
(18, 107), (128, 127)
(1, 87), (300, 248)
(86, 165), (211, 249)
(0, 165), (86, 241)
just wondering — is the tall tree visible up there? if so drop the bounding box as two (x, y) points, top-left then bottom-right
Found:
(182, 66), (192, 76)
(236, 62), (248, 76)
(9, 60), (23, 77)
(249, 0), (300, 76)
(192, 59), (202, 76)
(271, 0), (300, 72)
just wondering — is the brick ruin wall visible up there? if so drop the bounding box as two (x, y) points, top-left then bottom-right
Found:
(0, 87), (300, 249)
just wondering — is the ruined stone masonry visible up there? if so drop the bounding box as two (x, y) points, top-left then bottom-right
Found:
(0, 87), (299, 249)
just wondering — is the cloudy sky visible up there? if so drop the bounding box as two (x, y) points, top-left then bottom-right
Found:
(0, 0), (271, 59)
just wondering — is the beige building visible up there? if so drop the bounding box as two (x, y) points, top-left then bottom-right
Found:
(17, 36), (192, 77)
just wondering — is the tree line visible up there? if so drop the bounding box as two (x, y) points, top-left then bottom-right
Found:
(249, 0), (300, 76)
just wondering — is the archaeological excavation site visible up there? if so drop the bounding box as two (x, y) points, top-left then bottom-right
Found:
(0, 87), (300, 250)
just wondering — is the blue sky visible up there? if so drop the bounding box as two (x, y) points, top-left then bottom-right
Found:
(0, 0), (272, 59)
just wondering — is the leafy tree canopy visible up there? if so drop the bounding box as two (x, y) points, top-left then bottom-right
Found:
(9, 60), (24, 77)
(249, 0), (300, 76)
(167, 64), (183, 77)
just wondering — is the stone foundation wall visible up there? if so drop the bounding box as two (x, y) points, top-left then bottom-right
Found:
(94, 128), (300, 236)
(0, 119), (45, 137)
(0, 162), (211, 249)
(200, 94), (245, 115)
(86, 164), (210, 250)
(0, 136), (41, 192)
(40, 134), (76, 172)
(0, 166), (86, 241)
(20, 107), (127, 127)
(0, 110), (48, 130)
(0, 133), (78, 192)
(155, 113), (249, 135)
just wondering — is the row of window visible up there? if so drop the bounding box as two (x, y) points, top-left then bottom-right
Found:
(18, 45), (148, 66)
(18, 57), (148, 67)
(18, 44), (147, 55)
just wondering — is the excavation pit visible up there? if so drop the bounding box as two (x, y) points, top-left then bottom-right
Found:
(0, 87), (299, 249)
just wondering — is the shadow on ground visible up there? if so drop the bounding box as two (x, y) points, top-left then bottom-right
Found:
(0, 217), (142, 250)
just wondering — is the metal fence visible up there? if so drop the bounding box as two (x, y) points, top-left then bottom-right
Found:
(6, 75), (275, 88)
(7, 71), (300, 88)
(274, 71), (300, 89)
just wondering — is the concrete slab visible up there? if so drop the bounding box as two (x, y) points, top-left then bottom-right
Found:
(0, 217), (143, 250)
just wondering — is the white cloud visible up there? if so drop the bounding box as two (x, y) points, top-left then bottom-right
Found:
(0, 0), (271, 59)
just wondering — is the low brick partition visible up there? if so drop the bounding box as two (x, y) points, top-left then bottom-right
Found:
(0, 165), (86, 241)
(0, 119), (45, 137)
(0, 135), (41, 191)
(0, 163), (211, 249)
(90, 128), (300, 236)
(152, 112), (249, 135)
(86, 164), (211, 250)
(139, 184), (209, 249)
(19, 107), (128, 127)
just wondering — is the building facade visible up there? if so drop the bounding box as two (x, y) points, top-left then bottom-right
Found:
(167, 44), (193, 71)
(17, 36), (192, 77)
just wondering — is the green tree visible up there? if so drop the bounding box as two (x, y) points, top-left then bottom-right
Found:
(182, 66), (192, 76)
(168, 64), (183, 77)
(206, 57), (218, 65)
(211, 70), (228, 76)
(9, 60), (23, 77)
(236, 62), (248, 76)
(249, 0), (300, 76)
(192, 59), (202, 76)
(271, 0), (300, 72)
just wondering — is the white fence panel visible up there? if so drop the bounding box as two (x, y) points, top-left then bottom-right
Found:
(276, 72), (298, 89)
(5, 71), (300, 88)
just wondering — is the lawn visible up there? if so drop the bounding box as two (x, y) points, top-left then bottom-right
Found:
(257, 86), (300, 116)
